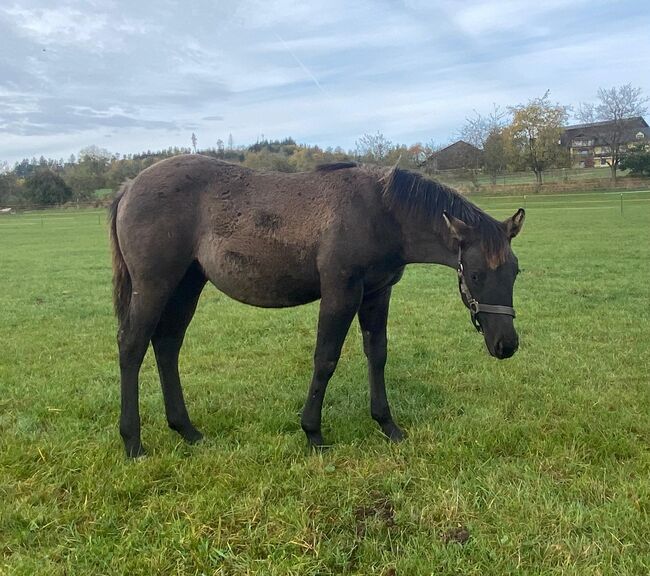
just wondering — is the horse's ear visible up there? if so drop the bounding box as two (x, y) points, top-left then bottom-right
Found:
(504, 208), (525, 239)
(442, 211), (470, 241)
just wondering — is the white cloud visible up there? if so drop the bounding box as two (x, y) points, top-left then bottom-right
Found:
(447, 0), (592, 37)
(2, 3), (155, 53)
(4, 5), (108, 45)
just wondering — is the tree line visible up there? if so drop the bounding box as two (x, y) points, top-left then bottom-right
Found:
(0, 137), (433, 207)
(1, 84), (649, 207)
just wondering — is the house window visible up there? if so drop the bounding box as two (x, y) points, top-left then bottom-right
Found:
(600, 158), (607, 166)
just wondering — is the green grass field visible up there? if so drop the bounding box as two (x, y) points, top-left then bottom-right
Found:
(1, 191), (650, 575)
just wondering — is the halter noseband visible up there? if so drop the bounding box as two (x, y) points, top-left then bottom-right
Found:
(456, 246), (516, 334)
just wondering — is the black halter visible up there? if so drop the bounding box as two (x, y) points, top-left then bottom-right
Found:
(456, 246), (516, 333)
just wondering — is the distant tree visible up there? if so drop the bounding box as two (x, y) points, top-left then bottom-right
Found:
(576, 84), (649, 180)
(355, 131), (394, 164)
(216, 139), (225, 158)
(574, 102), (596, 124)
(64, 148), (111, 200)
(79, 145), (112, 162)
(405, 143), (427, 168)
(0, 172), (22, 205)
(422, 139), (443, 157)
(105, 159), (142, 190)
(223, 150), (245, 163)
(382, 144), (409, 168)
(247, 137), (296, 154)
(287, 146), (317, 172)
(243, 149), (294, 172)
(24, 170), (72, 206)
(459, 104), (508, 149)
(483, 128), (508, 184)
(507, 92), (569, 187)
(227, 133), (234, 150)
(191, 133), (197, 153)
(14, 158), (36, 179)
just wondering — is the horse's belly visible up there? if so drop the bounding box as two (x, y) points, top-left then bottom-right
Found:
(213, 273), (321, 308)
(200, 243), (321, 308)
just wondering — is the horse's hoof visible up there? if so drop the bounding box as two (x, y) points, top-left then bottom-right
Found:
(125, 443), (147, 459)
(170, 422), (203, 445)
(182, 427), (204, 445)
(310, 442), (331, 454)
(383, 424), (406, 443)
(305, 431), (329, 452)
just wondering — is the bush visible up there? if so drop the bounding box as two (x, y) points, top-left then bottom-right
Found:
(620, 148), (650, 177)
(24, 170), (73, 206)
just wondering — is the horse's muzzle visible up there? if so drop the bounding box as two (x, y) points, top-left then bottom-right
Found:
(491, 336), (519, 359)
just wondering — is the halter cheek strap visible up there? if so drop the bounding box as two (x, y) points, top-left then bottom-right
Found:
(457, 246), (516, 334)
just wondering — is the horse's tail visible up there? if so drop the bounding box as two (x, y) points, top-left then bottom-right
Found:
(109, 181), (132, 327)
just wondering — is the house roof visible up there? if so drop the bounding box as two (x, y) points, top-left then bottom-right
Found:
(562, 116), (650, 146)
(422, 140), (483, 170)
(431, 140), (482, 156)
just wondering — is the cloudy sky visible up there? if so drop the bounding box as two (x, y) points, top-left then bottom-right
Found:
(1, 0), (649, 164)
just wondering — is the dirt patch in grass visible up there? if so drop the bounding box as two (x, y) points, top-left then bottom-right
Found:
(354, 492), (396, 536)
(441, 525), (471, 545)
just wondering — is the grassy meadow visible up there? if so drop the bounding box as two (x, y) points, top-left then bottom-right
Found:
(1, 189), (650, 575)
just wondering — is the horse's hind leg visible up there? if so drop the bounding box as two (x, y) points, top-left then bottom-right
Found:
(151, 262), (207, 444)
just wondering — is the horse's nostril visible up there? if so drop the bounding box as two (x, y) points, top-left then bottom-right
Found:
(494, 338), (517, 359)
(504, 343), (517, 357)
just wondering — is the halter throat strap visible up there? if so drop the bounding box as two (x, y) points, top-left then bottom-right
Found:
(456, 246), (516, 333)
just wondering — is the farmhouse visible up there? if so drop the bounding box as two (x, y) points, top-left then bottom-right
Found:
(423, 140), (483, 172)
(561, 116), (650, 168)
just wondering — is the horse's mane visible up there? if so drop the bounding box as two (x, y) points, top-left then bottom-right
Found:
(315, 161), (358, 172)
(381, 167), (510, 267)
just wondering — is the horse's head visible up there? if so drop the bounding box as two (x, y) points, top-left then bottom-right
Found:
(443, 208), (525, 359)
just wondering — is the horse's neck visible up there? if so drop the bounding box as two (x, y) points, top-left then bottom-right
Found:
(398, 214), (456, 268)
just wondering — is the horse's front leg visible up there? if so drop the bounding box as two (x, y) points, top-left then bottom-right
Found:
(358, 287), (405, 442)
(301, 280), (363, 448)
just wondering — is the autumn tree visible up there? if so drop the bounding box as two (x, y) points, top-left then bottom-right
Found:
(575, 84), (648, 180)
(508, 92), (569, 187)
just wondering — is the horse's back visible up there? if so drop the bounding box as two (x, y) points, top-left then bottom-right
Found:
(115, 155), (374, 307)
(194, 162), (341, 307)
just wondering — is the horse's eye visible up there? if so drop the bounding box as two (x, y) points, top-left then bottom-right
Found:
(470, 273), (479, 282)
